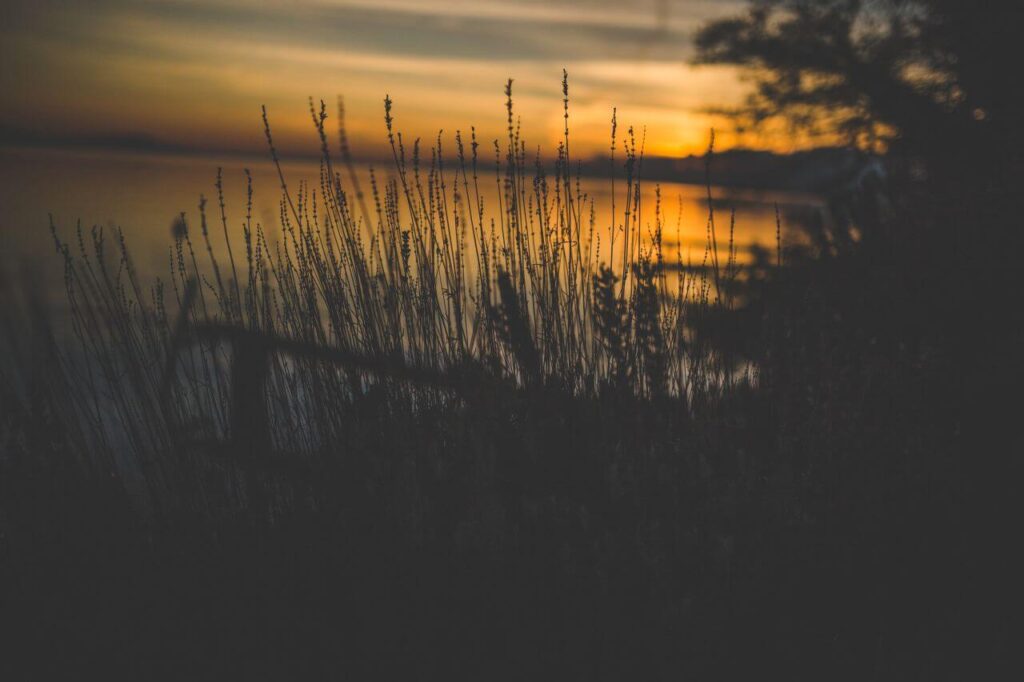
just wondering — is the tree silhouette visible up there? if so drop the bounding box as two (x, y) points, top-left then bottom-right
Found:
(694, 1), (1022, 161)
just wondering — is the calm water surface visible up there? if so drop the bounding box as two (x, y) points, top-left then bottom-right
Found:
(1, 145), (822, 296)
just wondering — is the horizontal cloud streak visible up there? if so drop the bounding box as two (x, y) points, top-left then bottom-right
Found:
(2, 0), (764, 157)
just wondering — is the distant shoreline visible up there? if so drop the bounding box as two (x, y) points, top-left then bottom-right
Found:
(1, 137), (861, 195)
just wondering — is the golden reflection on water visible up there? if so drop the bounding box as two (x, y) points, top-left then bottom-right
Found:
(1, 145), (821, 295)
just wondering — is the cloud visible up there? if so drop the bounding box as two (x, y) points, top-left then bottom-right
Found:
(1, 0), (752, 156)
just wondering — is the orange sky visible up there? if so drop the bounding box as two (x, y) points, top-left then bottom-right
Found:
(0, 0), (804, 160)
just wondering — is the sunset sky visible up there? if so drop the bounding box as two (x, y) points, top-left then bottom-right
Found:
(0, 0), (789, 160)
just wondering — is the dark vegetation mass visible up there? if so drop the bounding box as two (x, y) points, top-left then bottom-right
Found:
(2, 2), (1020, 678)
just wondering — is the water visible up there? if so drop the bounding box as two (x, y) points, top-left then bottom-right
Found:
(0, 144), (822, 296)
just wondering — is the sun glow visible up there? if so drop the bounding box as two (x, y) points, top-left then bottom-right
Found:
(0, 0), (778, 160)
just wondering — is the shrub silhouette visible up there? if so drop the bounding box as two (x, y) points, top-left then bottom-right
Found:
(0, 73), (988, 679)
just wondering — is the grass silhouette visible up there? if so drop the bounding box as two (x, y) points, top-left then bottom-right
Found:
(0, 75), (975, 680)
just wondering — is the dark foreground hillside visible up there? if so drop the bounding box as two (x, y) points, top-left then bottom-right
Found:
(1, 89), (1016, 679)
